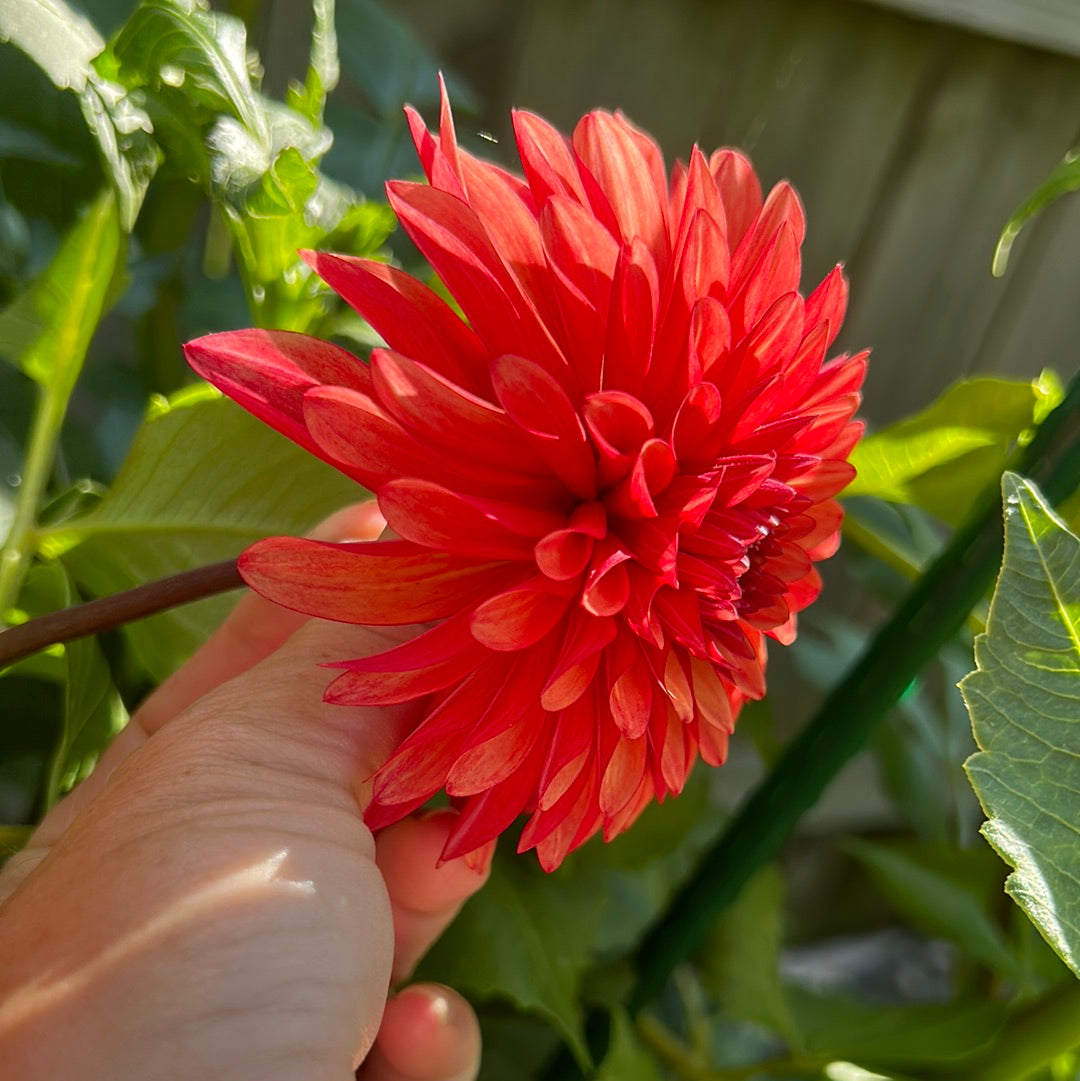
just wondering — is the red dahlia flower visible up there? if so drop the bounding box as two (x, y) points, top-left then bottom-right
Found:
(185, 85), (867, 871)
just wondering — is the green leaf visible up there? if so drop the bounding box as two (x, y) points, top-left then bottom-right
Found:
(112, 0), (265, 136)
(847, 374), (1063, 526)
(699, 863), (800, 1045)
(0, 188), (122, 391)
(79, 56), (161, 230)
(595, 1009), (663, 1081)
(994, 149), (1080, 276)
(40, 384), (361, 681)
(28, 561), (125, 808)
(842, 838), (1023, 983)
(961, 473), (1080, 978)
(0, 0), (103, 92)
(288, 0), (338, 123)
(419, 770), (719, 1070)
(790, 990), (1004, 1068)
(0, 0), (158, 228)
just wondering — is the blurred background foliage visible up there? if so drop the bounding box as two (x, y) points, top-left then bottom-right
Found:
(0, 1), (1078, 1079)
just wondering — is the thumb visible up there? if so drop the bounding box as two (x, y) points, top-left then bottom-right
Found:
(171, 617), (423, 813)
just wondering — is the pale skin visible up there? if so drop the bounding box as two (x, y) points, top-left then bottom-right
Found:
(0, 504), (487, 1081)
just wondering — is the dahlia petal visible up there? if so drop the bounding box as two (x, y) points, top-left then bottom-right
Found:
(534, 528), (594, 581)
(698, 719), (730, 766)
(661, 648), (695, 723)
(524, 759), (597, 863)
(387, 181), (567, 376)
(302, 383), (549, 498)
(469, 583), (570, 651)
(540, 196), (619, 387)
(323, 614), (489, 705)
(728, 375), (785, 442)
(605, 438), (677, 520)
(583, 541), (634, 617)
(603, 238), (659, 396)
(325, 657), (475, 707)
(710, 148), (762, 249)
(184, 329), (369, 466)
(804, 264), (848, 350)
(573, 111), (669, 259)
(671, 146), (728, 270)
(455, 155), (565, 334)
(729, 221), (801, 335)
(691, 658), (737, 733)
(364, 794), (434, 832)
(599, 733), (648, 817)
(583, 390), (655, 482)
(736, 292), (804, 387)
(659, 700), (693, 794)
(649, 211), (727, 418)
(404, 103), (440, 181)
(369, 350), (541, 472)
(372, 658), (513, 803)
(442, 745), (545, 861)
(788, 460), (856, 500)
(378, 478), (547, 559)
(537, 696), (595, 808)
(513, 109), (590, 208)
(239, 537), (517, 625)
(805, 351), (870, 407)
(582, 562), (630, 617)
(445, 709), (545, 796)
(730, 181), (805, 289)
(604, 770), (654, 840)
(490, 354), (597, 498)
(673, 381), (722, 468)
(776, 320), (829, 411)
(541, 611), (617, 711)
(692, 297), (733, 384)
(609, 649), (653, 739)
(302, 253), (488, 393)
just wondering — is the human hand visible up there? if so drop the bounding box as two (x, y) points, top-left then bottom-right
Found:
(0, 503), (488, 1081)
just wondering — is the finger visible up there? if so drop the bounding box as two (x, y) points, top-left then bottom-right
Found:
(358, 984), (481, 1081)
(136, 500), (386, 735)
(376, 809), (494, 983)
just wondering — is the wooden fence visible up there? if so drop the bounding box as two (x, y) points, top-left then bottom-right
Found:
(380, 0), (1080, 427)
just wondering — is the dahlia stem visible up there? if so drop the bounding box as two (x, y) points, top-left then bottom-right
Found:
(626, 364), (1080, 1016)
(0, 559), (244, 670)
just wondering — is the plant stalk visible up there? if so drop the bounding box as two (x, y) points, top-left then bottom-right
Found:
(0, 560), (244, 670)
(0, 383), (71, 617)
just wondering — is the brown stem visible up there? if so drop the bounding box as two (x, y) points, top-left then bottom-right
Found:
(0, 560), (245, 669)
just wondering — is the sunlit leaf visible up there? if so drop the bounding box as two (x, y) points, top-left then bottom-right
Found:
(0, 0), (157, 227)
(80, 53), (160, 230)
(112, 0), (265, 135)
(961, 474), (1080, 977)
(0, 188), (122, 393)
(846, 374), (1063, 526)
(41, 384), (361, 680)
(0, 0), (102, 92)
(288, 0), (338, 123)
